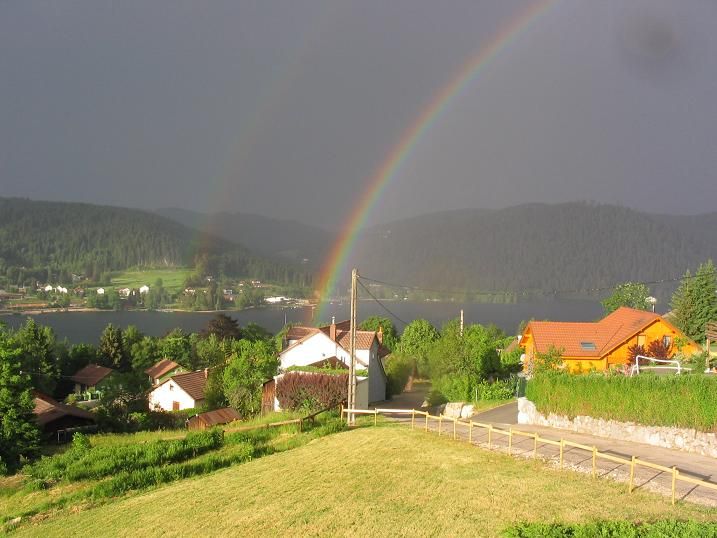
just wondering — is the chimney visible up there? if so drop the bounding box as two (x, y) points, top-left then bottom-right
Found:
(330, 317), (337, 342)
(377, 326), (383, 345)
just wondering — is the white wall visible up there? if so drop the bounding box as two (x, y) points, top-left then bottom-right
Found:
(366, 341), (387, 403)
(149, 379), (197, 411)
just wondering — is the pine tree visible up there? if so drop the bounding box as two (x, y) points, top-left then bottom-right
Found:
(670, 269), (695, 338)
(671, 261), (717, 341)
(0, 344), (41, 474)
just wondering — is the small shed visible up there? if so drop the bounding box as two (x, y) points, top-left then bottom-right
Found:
(187, 407), (241, 430)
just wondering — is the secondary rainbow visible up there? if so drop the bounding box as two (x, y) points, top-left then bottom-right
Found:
(316, 0), (558, 317)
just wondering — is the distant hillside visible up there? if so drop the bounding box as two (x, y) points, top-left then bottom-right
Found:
(156, 207), (334, 267)
(0, 198), (311, 287)
(348, 203), (717, 299)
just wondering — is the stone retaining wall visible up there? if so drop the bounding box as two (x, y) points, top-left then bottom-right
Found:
(517, 397), (717, 459)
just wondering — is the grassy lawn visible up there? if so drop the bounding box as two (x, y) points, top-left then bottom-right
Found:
(110, 268), (192, 293)
(12, 424), (716, 537)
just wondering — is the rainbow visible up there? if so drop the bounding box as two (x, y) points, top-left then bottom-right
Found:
(315, 0), (559, 316)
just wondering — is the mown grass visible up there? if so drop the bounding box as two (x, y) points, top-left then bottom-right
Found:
(11, 424), (716, 537)
(110, 268), (192, 293)
(526, 373), (717, 431)
(1, 412), (344, 530)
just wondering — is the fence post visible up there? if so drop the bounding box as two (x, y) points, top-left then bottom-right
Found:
(340, 404), (344, 419)
(469, 422), (473, 443)
(559, 439), (564, 469)
(438, 415), (443, 436)
(629, 456), (636, 493)
(533, 433), (538, 458)
(453, 418), (457, 440)
(374, 409), (378, 427)
(425, 413), (428, 432)
(508, 428), (513, 455)
(592, 447), (597, 479)
(411, 409), (415, 430)
(488, 425), (493, 449)
(672, 467), (678, 505)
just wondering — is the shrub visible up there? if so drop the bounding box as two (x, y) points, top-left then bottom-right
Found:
(276, 372), (347, 411)
(526, 372), (717, 431)
(504, 519), (717, 537)
(384, 354), (413, 398)
(646, 338), (673, 360)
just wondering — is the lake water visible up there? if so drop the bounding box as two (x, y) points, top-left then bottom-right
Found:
(0, 299), (604, 344)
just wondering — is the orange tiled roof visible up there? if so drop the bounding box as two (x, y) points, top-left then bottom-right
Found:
(525, 307), (661, 358)
(318, 321), (377, 351)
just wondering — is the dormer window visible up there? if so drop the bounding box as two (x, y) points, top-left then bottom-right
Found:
(580, 342), (596, 351)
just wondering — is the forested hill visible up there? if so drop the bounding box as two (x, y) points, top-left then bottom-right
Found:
(155, 207), (333, 268)
(0, 198), (311, 287)
(348, 203), (717, 296)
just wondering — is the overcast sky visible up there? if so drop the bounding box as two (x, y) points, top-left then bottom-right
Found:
(1, 0), (716, 228)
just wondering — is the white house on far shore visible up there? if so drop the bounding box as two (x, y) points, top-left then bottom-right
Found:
(139, 285), (150, 294)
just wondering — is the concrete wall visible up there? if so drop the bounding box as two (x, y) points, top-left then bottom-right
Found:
(518, 397), (717, 459)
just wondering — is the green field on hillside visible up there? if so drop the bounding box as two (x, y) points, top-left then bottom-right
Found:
(110, 268), (192, 292)
(11, 424), (716, 537)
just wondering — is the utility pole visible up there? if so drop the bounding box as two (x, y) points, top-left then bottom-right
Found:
(460, 309), (464, 337)
(347, 268), (358, 426)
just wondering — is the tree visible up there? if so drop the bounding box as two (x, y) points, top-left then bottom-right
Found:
(243, 322), (273, 343)
(222, 340), (278, 417)
(397, 319), (438, 376)
(671, 261), (717, 341)
(0, 344), (41, 473)
(601, 282), (650, 315)
(98, 324), (129, 371)
(13, 318), (58, 395)
(95, 372), (150, 432)
(359, 316), (398, 352)
(201, 313), (242, 341)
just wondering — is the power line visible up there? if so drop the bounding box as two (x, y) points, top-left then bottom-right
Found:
(357, 278), (410, 326)
(359, 272), (706, 299)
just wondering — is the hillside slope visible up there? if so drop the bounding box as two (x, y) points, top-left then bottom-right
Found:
(156, 207), (333, 268)
(0, 198), (311, 286)
(12, 425), (710, 537)
(348, 203), (717, 295)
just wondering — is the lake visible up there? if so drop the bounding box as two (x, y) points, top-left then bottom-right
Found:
(0, 299), (604, 344)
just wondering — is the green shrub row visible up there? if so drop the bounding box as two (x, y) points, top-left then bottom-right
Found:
(504, 519), (717, 537)
(526, 373), (717, 431)
(89, 442), (254, 499)
(431, 375), (516, 404)
(26, 430), (224, 483)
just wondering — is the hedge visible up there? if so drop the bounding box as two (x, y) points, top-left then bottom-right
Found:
(504, 520), (717, 537)
(276, 371), (347, 411)
(525, 373), (717, 431)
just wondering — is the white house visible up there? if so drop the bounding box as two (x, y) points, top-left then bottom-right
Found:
(265, 296), (287, 304)
(96, 288), (105, 295)
(44, 285), (53, 292)
(149, 369), (208, 411)
(118, 287), (131, 298)
(277, 320), (388, 405)
(139, 285), (150, 295)
(55, 286), (68, 294)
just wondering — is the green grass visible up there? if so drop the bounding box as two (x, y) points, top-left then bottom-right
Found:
(10, 424), (716, 537)
(526, 372), (717, 431)
(110, 268), (192, 293)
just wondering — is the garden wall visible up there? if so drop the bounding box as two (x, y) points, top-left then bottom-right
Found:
(518, 397), (717, 459)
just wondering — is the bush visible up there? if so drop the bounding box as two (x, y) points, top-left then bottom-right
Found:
(384, 354), (413, 398)
(526, 372), (717, 431)
(26, 429), (224, 483)
(276, 372), (347, 411)
(504, 519), (717, 537)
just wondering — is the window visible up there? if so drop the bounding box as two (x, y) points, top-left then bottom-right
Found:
(637, 334), (646, 347)
(663, 335), (672, 348)
(580, 342), (596, 351)
(169, 384), (173, 391)
(172, 401), (180, 412)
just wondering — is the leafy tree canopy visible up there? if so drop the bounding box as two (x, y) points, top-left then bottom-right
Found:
(601, 282), (651, 315)
(359, 316), (398, 352)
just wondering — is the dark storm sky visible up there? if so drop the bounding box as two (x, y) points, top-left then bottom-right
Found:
(1, 0), (716, 228)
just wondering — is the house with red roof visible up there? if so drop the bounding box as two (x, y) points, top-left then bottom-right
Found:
(149, 369), (209, 411)
(71, 364), (116, 396)
(277, 319), (388, 405)
(520, 306), (701, 373)
(145, 359), (186, 386)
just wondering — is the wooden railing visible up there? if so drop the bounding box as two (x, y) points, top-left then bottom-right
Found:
(340, 407), (717, 505)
